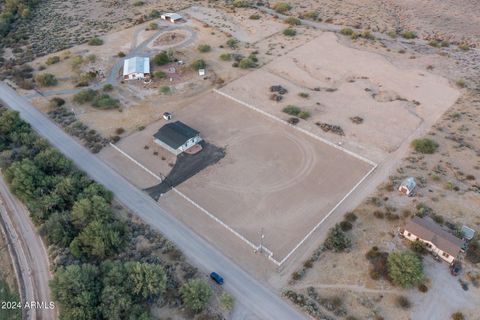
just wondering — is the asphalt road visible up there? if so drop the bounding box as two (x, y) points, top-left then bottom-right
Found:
(0, 176), (55, 320)
(0, 82), (305, 319)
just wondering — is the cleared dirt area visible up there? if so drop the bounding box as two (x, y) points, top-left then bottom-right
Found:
(185, 5), (285, 43)
(150, 92), (373, 260)
(220, 32), (460, 162)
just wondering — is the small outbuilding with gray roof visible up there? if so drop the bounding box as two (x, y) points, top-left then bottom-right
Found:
(161, 13), (184, 23)
(153, 121), (202, 155)
(123, 56), (150, 80)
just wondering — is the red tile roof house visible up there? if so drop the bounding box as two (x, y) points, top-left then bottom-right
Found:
(400, 216), (465, 264)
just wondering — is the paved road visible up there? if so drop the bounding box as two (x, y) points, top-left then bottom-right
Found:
(0, 176), (55, 320)
(0, 82), (305, 319)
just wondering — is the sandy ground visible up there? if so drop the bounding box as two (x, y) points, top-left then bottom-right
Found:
(161, 92), (372, 260)
(185, 6), (285, 43)
(221, 32), (459, 163)
(268, 0), (480, 44)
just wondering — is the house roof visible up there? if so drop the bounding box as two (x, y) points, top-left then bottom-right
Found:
(153, 121), (199, 149)
(400, 177), (416, 191)
(123, 57), (150, 76)
(461, 225), (476, 241)
(405, 216), (464, 257)
(162, 12), (182, 20)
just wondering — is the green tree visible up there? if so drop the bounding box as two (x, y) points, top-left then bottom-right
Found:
(153, 51), (170, 66)
(387, 251), (423, 288)
(324, 224), (351, 252)
(125, 261), (167, 299)
(180, 279), (213, 313)
(34, 147), (72, 175)
(219, 292), (234, 311)
(71, 195), (111, 229)
(40, 212), (75, 247)
(191, 59), (206, 70)
(197, 44), (211, 53)
(411, 138), (438, 154)
(4, 159), (44, 201)
(50, 264), (101, 320)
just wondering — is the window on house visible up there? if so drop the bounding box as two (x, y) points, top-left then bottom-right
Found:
(407, 232), (411, 237)
(442, 252), (449, 258)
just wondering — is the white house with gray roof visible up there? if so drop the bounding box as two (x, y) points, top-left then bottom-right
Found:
(123, 56), (150, 80)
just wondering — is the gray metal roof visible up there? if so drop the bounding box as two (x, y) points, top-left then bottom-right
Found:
(123, 57), (150, 76)
(162, 12), (182, 20)
(153, 121), (199, 149)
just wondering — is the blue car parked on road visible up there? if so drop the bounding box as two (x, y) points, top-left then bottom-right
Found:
(210, 272), (224, 285)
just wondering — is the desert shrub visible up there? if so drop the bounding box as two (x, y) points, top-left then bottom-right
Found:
(283, 28), (296, 36)
(458, 43), (470, 51)
(149, 10), (160, 18)
(418, 283), (428, 293)
(284, 16), (301, 26)
(153, 51), (170, 66)
(344, 212), (357, 222)
(401, 31), (417, 39)
(73, 89), (97, 104)
(273, 2), (292, 13)
(387, 251), (423, 288)
(232, 0), (251, 7)
(428, 40), (440, 47)
(115, 128), (125, 135)
(456, 79), (466, 88)
(117, 51), (126, 57)
(298, 92), (309, 98)
(396, 296), (411, 309)
(283, 105), (301, 116)
(373, 210), (384, 219)
(451, 312), (465, 320)
(197, 44), (211, 53)
(366, 247), (389, 280)
(88, 37), (103, 46)
(226, 38), (238, 49)
(49, 97), (65, 108)
(411, 138), (438, 154)
(219, 53), (232, 61)
(303, 259), (313, 269)
(149, 22), (158, 30)
(340, 28), (354, 36)
(160, 86), (171, 94)
(304, 10), (319, 20)
(361, 30), (375, 40)
(324, 224), (351, 252)
(238, 57), (255, 69)
(191, 59), (206, 70)
(180, 279), (212, 313)
(153, 71), (166, 79)
(466, 239), (480, 264)
(339, 221), (353, 231)
(133, 0), (144, 6)
(35, 73), (57, 87)
(219, 292), (234, 311)
(249, 14), (261, 20)
(103, 84), (113, 92)
(387, 30), (397, 38)
(410, 240), (427, 255)
(46, 56), (60, 65)
(298, 111), (310, 119)
(92, 94), (120, 109)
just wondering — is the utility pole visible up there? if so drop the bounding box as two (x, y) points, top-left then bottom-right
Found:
(259, 227), (265, 254)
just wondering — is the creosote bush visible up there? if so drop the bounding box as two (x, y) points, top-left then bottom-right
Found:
(88, 37), (104, 46)
(411, 138), (438, 154)
(283, 28), (296, 36)
(272, 2), (292, 13)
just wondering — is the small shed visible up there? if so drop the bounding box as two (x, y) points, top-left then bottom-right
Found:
(123, 57), (150, 80)
(161, 13), (183, 23)
(461, 225), (476, 241)
(399, 177), (416, 196)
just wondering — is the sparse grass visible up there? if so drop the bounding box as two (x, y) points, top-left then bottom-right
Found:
(411, 138), (438, 154)
(35, 73), (57, 87)
(219, 292), (235, 311)
(283, 28), (296, 37)
(102, 84), (113, 92)
(154, 71), (166, 79)
(160, 86), (171, 94)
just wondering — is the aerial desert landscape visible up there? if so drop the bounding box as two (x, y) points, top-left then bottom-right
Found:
(0, 0), (479, 320)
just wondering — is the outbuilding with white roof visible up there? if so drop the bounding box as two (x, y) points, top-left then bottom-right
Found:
(123, 56), (150, 80)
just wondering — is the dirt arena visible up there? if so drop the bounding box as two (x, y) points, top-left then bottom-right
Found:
(220, 32), (460, 162)
(154, 92), (373, 260)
